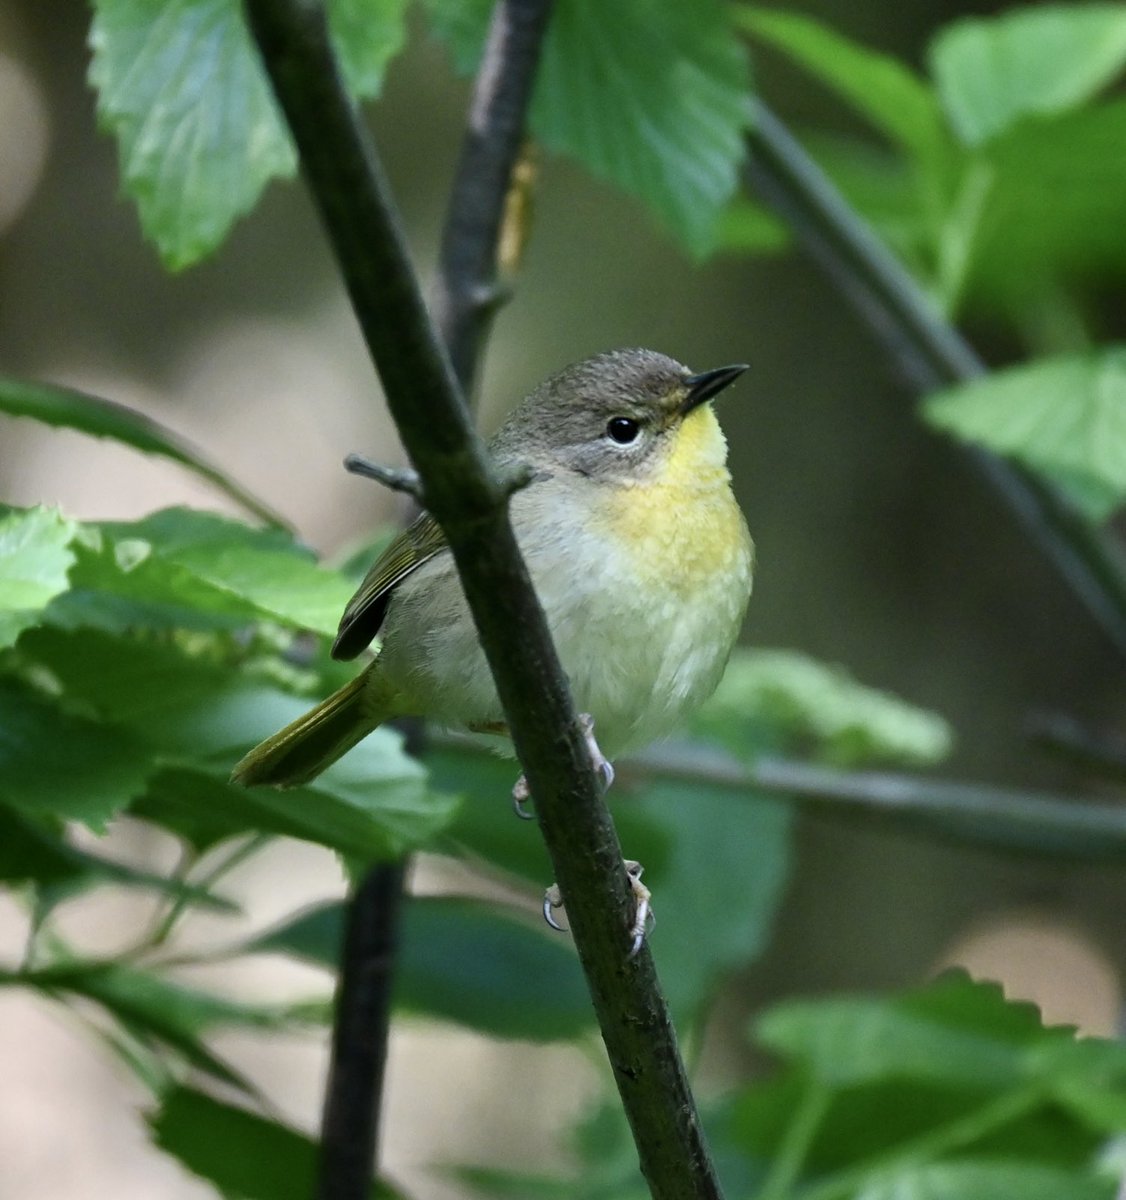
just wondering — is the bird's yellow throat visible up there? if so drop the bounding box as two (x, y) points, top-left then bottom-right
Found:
(595, 405), (747, 593)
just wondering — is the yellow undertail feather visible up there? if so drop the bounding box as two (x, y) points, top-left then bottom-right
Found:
(231, 670), (387, 788)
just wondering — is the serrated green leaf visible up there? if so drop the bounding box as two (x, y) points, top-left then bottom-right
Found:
(738, 7), (947, 165)
(924, 349), (1126, 521)
(88, 0), (408, 269)
(0, 679), (153, 828)
(252, 895), (593, 1040)
(0, 507), (77, 648)
(150, 1087), (401, 1200)
(929, 4), (1126, 147)
(695, 649), (953, 767)
(855, 1159), (1115, 1200)
(427, 0), (752, 256)
(754, 972), (1069, 1090)
(0, 379), (284, 525)
(45, 509), (350, 636)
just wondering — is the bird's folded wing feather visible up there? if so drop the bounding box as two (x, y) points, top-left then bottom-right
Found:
(331, 512), (449, 660)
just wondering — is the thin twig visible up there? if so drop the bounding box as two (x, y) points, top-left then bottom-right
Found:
(432, 0), (556, 396)
(744, 99), (1126, 662)
(243, 2), (723, 1198)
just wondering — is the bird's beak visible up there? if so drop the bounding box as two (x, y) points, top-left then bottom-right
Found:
(681, 363), (749, 414)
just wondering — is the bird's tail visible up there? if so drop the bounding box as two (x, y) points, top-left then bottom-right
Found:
(231, 667), (393, 788)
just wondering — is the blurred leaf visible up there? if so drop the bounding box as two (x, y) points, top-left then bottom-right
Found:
(427, 0), (752, 256)
(617, 779), (791, 1019)
(695, 649), (953, 767)
(855, 1160), (1115, 1200)
(0, 805), (236, 912)
(952, 101), (1126, 317)
(14, 960), (309, 1091)
(0, 380), (284, 525)
(755, 972), (1062, 1091)
(150, 1086), (402, 1200)
(928, 4), (1126, 146)
(0, 507), (77, 648)
(725, 974), (1120, 1193)
(739, 7), (947, 164)
(0, 679), (152, 828)
(715, 197), (790, 254)
(924, 349), (1126, 521)
(88, 0), (408, 269)
(252, 895), (593, 1040)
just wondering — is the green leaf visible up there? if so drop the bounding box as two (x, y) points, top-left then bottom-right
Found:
(150, 1087), (401, 1200)
(46, 507), (351, 636)
(0, 805), (236, 912)
(855, 1160), (1115, 1200)
(0, 507), (77, 648)
(20, 628), (457, 858)
(13, 960), (309, 1092)
(924, 349), (1126, 521)
(0, 679), (153, 828)
(929, 4), (1126, 146)
(695, 649), (953, 767)
(427, 0), (752, 256)
(88, 0), (408, 269)
(948, 101), (1126, 318)
(0, 379), (285, 525)
(252, 895), (593, 1040)
(754, 972), (1069, 1091)
(738, 7), (947, 165)
(715, 197), (790, 255)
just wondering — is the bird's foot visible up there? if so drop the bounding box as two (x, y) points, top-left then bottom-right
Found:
(511, 713), (613, 819)
(541, 858), (654, 956)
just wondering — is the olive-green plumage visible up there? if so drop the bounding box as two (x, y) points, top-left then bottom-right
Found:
(231, 348), (753, 789)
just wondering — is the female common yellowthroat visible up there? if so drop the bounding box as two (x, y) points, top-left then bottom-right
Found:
(232, 348), (753, 791)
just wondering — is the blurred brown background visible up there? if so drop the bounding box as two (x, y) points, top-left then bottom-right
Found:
(0, 2), (1121, 1197)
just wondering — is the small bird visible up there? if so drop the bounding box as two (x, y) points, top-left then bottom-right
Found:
(233, 348), (753, 945)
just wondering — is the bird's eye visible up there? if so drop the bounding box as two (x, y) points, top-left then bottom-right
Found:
(606, 417), (641, 444)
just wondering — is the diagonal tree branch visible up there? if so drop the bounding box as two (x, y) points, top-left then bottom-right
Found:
(432, 0), (554, 396)
(316, 3), (555, 1196)
(243, 2), (724, 1197)
(744, 99), (1126, 662)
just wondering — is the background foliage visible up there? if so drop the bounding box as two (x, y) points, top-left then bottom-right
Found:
(0, 1), (1124, 1198)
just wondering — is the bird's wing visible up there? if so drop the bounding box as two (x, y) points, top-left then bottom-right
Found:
(331, 512), (449, 660)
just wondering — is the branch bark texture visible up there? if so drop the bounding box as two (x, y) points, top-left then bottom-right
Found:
(243, 2), (723, 1197)
(745, 99), (1126, 662)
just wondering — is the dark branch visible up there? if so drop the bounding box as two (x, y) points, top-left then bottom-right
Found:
(344, 454), (422, 499)
(243, 2), (723, 1198)
(744, 99), (1126, 663)
(432, 0), (555, 395)
(315, 861), (406, 1200)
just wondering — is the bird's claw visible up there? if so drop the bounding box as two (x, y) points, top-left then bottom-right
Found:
(511, 713), (612, 820)
(625, 860), (653, 958)
(542, 884), (565, 931)
(512, 774), (535, 820)
(540, 861), (653, 956)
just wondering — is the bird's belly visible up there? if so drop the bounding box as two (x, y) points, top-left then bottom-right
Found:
(533, 495), (753, 757)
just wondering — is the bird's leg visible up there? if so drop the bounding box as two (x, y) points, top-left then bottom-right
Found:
(542, 859), (654, 955)
(509, 713), (613, 818)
